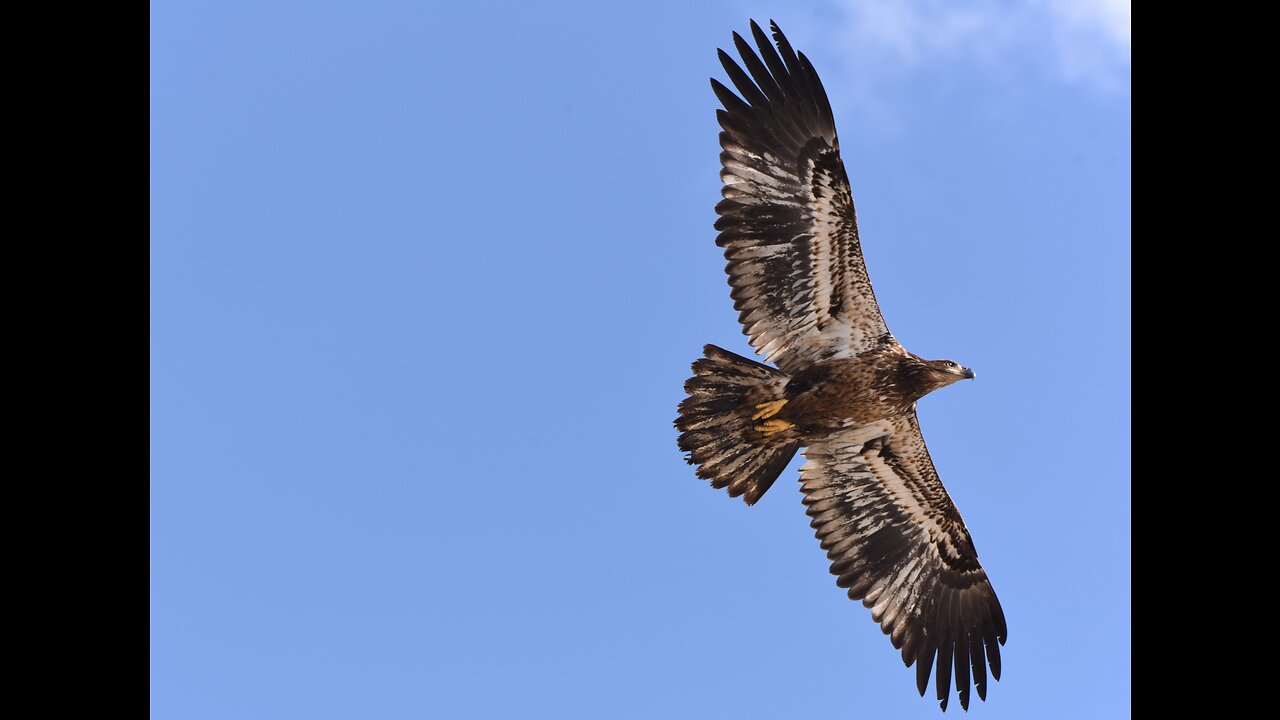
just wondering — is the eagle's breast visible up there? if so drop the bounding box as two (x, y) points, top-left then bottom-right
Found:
(783, 347), (912, 433)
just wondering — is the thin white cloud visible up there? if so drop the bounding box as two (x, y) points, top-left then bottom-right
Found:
(1047, 0), (1131, 49)
(816, 0), (1012, 66)
(737, 0), (1130, 92)
(1043, 0), (1131, 87)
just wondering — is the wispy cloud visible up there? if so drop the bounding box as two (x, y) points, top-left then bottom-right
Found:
(736, 0), (1130, 93)
(1047, 0), (1131, 50)
(1042, 0), (1131, 86)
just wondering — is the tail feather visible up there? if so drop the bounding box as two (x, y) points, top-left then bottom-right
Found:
(675, 345), (799, 505)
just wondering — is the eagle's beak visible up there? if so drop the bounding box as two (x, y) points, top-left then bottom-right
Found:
(961, 367), (976, 380)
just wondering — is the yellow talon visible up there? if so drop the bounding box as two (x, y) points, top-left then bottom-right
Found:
(752, 399), (788, 421)
(755, 418), (795, 436)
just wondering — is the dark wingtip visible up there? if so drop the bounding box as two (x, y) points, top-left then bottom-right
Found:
(916, 646), (935, 697)
(769, 20), (790, 45)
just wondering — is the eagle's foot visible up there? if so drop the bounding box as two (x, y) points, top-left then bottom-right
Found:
(752, 399), (788, 421)
(754, 418), (795, 436)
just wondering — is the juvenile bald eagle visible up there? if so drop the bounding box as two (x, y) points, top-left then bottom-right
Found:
(675, 21), (1007, 712)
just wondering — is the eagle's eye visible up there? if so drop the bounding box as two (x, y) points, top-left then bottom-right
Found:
(944, 361), (957, 368)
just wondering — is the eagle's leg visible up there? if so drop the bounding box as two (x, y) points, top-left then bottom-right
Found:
(755, 418), (795, 436)
(752, 399), (788, 421)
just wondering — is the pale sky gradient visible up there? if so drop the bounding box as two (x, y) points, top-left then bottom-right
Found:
(151, 2), (1131, 717)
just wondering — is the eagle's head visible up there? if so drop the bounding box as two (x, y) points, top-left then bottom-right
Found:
(896, 355), (975, 401)
(926, 358), (976, 384)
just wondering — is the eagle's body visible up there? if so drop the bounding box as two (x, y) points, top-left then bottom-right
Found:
(676, 21), (1006, 713)
(765, 344), (970, 436)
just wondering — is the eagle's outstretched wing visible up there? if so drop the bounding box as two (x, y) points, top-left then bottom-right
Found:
(800, 415), (1007, 712)
(713, 21), (887, 373)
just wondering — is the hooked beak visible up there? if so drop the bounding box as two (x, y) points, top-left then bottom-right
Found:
(961, 367), (976, 380)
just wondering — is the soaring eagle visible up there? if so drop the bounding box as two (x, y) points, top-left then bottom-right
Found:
(675, 21), (1007, 712)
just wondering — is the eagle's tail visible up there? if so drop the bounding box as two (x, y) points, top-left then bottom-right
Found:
(675, 344), (799, 505)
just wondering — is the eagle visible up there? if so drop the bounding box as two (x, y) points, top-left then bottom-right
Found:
(675, 21), (1007, 712)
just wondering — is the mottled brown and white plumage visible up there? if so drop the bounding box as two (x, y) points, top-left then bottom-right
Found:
(675, 21), (1006, 712)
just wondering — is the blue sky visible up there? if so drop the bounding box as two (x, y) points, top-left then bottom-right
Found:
(151, 1), (1130, 717)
